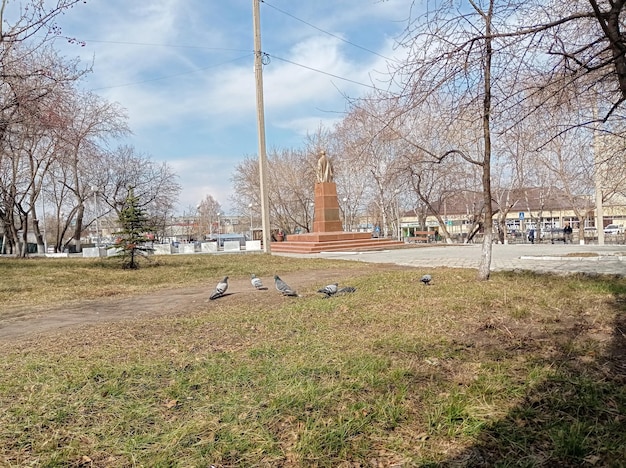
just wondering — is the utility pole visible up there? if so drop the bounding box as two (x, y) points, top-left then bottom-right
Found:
(252, 0), (272, 253)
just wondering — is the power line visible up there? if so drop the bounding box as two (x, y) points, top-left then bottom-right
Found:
(67, 5), (391, 93)
(65, 38), (250, 54)
(269, 54), (380, 90)
(261, 0), (399, 63)
(89, 53), (254, 91)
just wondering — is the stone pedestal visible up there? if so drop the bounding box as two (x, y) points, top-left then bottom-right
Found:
(271, 181), (404, 253)
(313, 182), (343, 233)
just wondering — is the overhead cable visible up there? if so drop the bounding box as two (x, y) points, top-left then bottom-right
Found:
(261, 0), (399, 63)
(66, 38), (250, 54)
(270, 54), (379, 90)
(89, 53), (254, 91)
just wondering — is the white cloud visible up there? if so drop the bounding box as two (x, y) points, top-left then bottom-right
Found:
(273, 116), (343, 138)
(169, 154), (237, 211)
(51, 0), (414, 213)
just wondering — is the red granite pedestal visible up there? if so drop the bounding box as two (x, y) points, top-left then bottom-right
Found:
(270, 182), (403, 254)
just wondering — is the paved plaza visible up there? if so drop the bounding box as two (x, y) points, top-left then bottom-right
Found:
(278, 243), (626, 277)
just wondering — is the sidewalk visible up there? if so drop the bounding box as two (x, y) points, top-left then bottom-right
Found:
(277, 243), (626, 277)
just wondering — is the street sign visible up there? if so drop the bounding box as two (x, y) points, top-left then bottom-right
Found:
(519, 212), (525, 220)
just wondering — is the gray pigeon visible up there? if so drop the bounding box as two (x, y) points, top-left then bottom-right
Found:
(337, 286), (356, 295)
(250, 274), (265, 290)
(209, 276), (229, 300)
(274, 275), (298, 296)
(317, 283), (338, 297)
(420, 274), (432, 285)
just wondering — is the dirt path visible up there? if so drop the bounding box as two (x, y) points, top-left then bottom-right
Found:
(0, 264), (403, 341)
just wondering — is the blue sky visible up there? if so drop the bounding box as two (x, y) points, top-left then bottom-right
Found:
(53, 0), (414, 214)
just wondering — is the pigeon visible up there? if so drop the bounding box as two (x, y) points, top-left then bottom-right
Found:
(209, 276), (229, 300)
(337, 286), (356, 295)
(420, 274), (432, 286)
(317, 283), (338, 297)
(250, 274), (266, 290)
(274, 275), (298, 296)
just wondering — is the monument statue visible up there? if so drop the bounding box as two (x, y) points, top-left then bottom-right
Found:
(316, 150), (334, 183)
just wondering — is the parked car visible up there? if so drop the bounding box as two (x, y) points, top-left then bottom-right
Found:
(603, 224), (624, 235)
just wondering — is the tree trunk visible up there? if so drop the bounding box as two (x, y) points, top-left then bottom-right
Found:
(73, 204), (85, 253)
(477, 2), (494, 281)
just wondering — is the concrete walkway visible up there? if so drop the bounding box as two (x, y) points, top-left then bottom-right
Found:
(277, 243), (626, 277)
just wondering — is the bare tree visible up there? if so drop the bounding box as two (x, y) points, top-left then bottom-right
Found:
(1, 0), (89, 141)
(0, 44), (86, 255)
(539, 132), (596, 229)
(48, 90), (129, 253)
(0, 1), (187, 258)
(0, 0), (88, 256)
(197, 194), (221, 239)
(594, 132), (626, 205)
(267, 148), (315, 234)
(397, 147), (471, 243)
(231, 148), (315, 235)
(490, 115), (542, 243)
(513, 0), (626, 121)
(333, 101), (404, 237)
(100, 145), (180, 239)
(321, 120), (373, 233)
(230, 155), (260, 212)
(387, 0), (505, 279)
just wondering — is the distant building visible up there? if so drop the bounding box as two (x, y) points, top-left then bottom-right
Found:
(399, 187), (625, 240)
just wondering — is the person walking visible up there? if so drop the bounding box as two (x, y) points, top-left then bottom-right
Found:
(563, 223), (573, 243)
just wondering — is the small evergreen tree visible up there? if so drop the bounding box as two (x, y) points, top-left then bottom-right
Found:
(112, 188), (154, 269)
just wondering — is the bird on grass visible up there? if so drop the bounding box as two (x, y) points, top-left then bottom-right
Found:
(250, 274), (267, 290)
(209, 276), (229, 300)
(420, 274), (432, 286)
(317, 283), (339, 298)
(318, 284), (357, 298)
(274, 275), (298, 297)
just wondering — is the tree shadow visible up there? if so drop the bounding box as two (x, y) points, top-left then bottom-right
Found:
(440, 278), (626, 467)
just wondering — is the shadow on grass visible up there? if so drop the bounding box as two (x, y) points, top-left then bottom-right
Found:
(441, 277), (626, 467)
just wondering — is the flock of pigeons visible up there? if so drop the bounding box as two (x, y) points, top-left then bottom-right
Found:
(209, 273), (432, 301)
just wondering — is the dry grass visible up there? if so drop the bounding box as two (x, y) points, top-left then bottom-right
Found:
(0, 255), (625, 467)
(0, 254), (363, 308)
(562, 252), (601, 258)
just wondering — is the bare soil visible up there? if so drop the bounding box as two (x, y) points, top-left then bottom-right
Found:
(0, 264), (403, 341)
